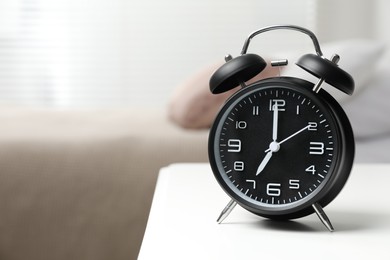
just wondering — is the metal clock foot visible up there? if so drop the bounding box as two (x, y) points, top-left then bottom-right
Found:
(312, 203), (334, 232)
(217, 199), (237, 224)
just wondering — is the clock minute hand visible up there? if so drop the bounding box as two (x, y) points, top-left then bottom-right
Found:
(272, 104), (279, 142)
(256, 105), (279, 176)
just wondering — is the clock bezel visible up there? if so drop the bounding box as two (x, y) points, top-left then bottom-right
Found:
(208, 77), (355, 220)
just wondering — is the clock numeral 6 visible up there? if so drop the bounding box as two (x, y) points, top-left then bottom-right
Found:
(267, 180), (300, 197)
(227, 139), (241, 152)
(266, 183), (281, 197)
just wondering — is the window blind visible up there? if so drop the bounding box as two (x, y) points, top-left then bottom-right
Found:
(0, 0), (316, 107)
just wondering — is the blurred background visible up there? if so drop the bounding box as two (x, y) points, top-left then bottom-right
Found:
(0, 0), (388, 108)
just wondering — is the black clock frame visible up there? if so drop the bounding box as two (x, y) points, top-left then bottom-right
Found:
(209, 77), (355, 220)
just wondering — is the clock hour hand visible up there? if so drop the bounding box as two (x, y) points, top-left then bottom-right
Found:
(256, 104), (279, 176)
(256, 141), (280, 176)
(256, 105), (280, 176)
(256, 150), (273, 176)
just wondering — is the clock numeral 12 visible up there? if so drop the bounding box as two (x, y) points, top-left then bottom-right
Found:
(269, 99), (286, 111)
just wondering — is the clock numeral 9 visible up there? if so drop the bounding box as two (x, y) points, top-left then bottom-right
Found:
(227, 139), (241, 152)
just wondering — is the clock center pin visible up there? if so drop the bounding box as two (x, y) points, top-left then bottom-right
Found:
(269, 141), (280, 152)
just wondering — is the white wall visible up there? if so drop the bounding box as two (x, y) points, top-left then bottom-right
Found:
(374, 0), (390, 45)
(120, 0), (317, 108)
(0, 0), (315, 108)
(315, 0), (375, 42)
(1, 0), (388, 108)
(315, 0), (390, 45)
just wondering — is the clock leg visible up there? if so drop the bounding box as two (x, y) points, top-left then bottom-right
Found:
(312, 203), (334, 232)
(217, 199), (237, 224)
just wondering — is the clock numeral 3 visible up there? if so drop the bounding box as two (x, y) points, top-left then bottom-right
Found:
(309, 142), (325, 155)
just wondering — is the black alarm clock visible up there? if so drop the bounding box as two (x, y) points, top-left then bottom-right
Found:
(208, 25), (355, 231)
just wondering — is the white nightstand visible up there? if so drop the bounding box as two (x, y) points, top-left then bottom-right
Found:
(138, 163), (390, 260)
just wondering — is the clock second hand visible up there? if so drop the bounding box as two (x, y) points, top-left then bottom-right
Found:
(265, 124), (310, 153)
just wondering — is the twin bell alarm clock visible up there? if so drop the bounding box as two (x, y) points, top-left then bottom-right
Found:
(208, 25), (355, 231)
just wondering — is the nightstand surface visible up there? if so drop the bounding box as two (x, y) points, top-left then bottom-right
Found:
(138, 163), (390, 260)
